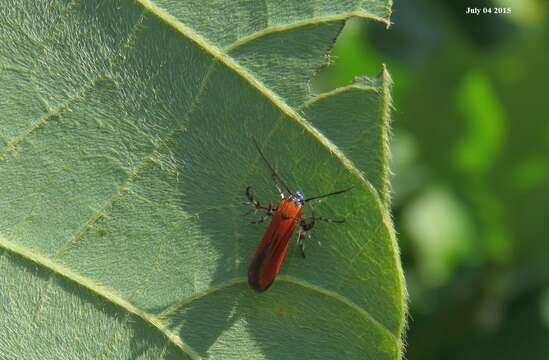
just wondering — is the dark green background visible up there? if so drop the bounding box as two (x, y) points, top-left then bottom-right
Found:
(317, 0), (549, 358)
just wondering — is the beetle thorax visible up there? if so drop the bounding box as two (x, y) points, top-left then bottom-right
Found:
(290, 191), (305, 207)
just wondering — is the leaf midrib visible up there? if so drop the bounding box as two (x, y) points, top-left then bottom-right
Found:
(0, 235), (202, 359)
(137, 0), (390, 204)
(0, 236), (397, 358)
(134, 4), (405, 340)
(1, 1), (404, 356)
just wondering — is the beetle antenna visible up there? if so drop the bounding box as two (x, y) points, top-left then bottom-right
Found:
(304, 187), (353, 202)
(253, 139), (293, 195)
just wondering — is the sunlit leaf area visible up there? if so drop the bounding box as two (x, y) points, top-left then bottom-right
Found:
(0, 1), (405, 359)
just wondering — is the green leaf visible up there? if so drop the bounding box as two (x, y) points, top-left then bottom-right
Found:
(0, 1), (405, 359)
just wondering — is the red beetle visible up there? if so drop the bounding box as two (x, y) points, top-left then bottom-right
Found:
(246, 141), (351, 292)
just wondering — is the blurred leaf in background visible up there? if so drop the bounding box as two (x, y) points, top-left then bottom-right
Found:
(316, 0), (549, 358)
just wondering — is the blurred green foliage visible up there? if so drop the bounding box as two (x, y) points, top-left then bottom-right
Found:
(316, 0), (549, 358)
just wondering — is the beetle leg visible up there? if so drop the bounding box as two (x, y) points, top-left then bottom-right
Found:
(300, 218), (315, 231)
(302, 210), (345, 224)
(297, 212), (345, 257)
(245, 186), (273, 212)
(245, 186), (277, 221)
(297, 228), (306, 258)
(297, 218), (315, 258)
(298, 228), (313, 258)
(251, 215), (269, 224)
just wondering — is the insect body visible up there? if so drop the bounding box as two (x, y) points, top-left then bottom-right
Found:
(247, 191), (304, 292)
(246, 141), (351, 292)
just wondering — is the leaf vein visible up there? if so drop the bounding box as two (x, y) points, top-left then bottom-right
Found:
(137, 0), (389, 225)
(157, 275), (397, 341)
(225, 10), (389, 53)
(53, 155), (155, 258)
(0, 236), (203, 360)
(54, 56), (218, 259)
(123, 5), (409, 348)
(0, 76), (105, 161)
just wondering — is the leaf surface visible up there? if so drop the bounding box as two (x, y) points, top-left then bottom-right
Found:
(0, 1), (404, 359)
